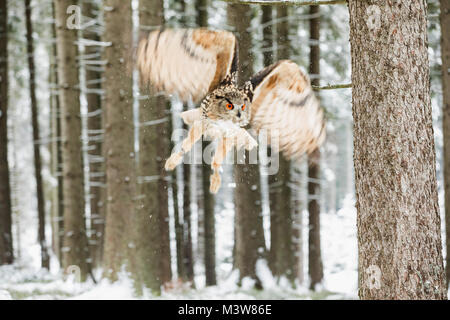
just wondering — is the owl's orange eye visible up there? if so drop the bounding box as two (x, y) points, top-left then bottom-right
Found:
(241, 104), (246, 111)
(226, 103), (234, 110)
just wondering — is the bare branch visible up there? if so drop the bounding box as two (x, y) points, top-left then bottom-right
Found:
(312, 83), (352, 90)
(221, 0), (347, 6)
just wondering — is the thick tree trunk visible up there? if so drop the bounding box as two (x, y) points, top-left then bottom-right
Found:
(82, 0), (105, 269)
(0, 0), (13, 265)
(134, 0), (171, 293)
(228, 3), (266, 288)
(349, 0), (447, 299)
(269, 5), (295, 282)
(25, 0), (49, 270)
(102, 0), (135, 281)
(440, 0), (450, 290)
(308, 5), (323, 290)
(54, 0), (90, 280)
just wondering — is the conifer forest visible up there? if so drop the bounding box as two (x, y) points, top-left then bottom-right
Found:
(0, 0), (449, 302)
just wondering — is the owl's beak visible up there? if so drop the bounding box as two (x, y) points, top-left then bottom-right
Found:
(236, 104), (244, 118)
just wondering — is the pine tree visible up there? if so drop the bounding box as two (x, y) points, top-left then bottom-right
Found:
(227, 2), (266, 288)
(349, 0), (447, 299)
(54, 0), (90, 280)
(308, 4), (323, 290)
(49, 0), (64, 264)
(102, 0), (135, 281)
(25, 0), (49, 269)
(180, 0), (195, 284)
(195, 0), (217, 287)
(133, 0), (172, 292)
(82, 0), (105, 269)
(0, 0), (13, 265)
(440, 0), (450, 289)
(268, 5), (296, 283)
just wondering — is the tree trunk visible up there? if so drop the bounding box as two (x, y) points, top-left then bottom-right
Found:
(292, 163), (304, 284)
(349, 0), (447, 299)
(228, 3), (266, 288)
(168, 1), (184, 284)
(25, 0), (49, 270)
(54, 0), (90, 280)
(0, 0), (13, 265)
(134, 0), (172, 293)
(82, 0), (105, 269)
(102, 0), (135, 281)
(269, 5), (295, 282)
(182, 154), (194, 283)
(308, 5), (323, 290)
(49, 1), (64, 264)
(440, 0), (450, 290)
(261, 6), (273, 67)
(181, 0), (194, 281)
(195, 0), (217, 287)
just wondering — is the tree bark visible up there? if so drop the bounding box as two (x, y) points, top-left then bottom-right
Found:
(195, 0), (217, 287)
(308, 4), (323, 290)
(0, 0), (13, 265)
(133, 0), (172, 293)
(82, 0), (105, 269)
(349, 0), (447, 299)
(54, 0), (90, 280)
(179, 0), (194, 284)
(268, 5), (296, 282)
(440, 0), (450, 290)
(25, 0), (49, 270)
(49, 1), (64, 264)
(228, 3), (266, 288)
(166, 0), (183, 277)
(292, 163), (304, 284)
(182, 151), (194, 282)
(261, 5), (273, 67)
(102, 0), (135, 281)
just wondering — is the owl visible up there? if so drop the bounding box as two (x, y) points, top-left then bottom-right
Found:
(136, 28), (325, 194)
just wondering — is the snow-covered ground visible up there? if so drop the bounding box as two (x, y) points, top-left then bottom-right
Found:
(0, 196), (358, 300)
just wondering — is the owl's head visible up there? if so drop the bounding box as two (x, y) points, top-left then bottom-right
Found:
(206, 86), (251, 127)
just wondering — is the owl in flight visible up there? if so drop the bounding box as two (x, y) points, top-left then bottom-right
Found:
(136, 29), (325, 194)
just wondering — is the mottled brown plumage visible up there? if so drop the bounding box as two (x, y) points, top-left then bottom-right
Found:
(136, 28), (325, 193)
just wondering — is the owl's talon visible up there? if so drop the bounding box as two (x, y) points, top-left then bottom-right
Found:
(165, 152), (183, 171)
(210, 172), (221, 194)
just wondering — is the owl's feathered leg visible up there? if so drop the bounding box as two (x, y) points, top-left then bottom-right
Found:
(235, 128), (258, 151)
(210, 137), (235, 194)
(165, 120), (206, 171)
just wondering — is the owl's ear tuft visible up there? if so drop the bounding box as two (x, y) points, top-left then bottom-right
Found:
(242, 81), (254, 102)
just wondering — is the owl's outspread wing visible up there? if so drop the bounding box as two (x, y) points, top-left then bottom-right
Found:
(248, 60), (326, 159)
(136, 28), (237, 103)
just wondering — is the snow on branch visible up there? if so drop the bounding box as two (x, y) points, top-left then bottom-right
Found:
(312, 83), (352, 90)
(221, 0), (347, 6)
